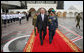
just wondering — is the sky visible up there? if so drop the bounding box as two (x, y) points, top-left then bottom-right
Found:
(64, 1), (83, 10)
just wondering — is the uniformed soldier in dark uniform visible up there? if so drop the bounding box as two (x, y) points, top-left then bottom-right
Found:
(48, 9), (58, 44)
(75, 13), (82, 29)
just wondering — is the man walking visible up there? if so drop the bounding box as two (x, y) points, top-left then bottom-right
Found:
(18, 13), (22, 24)
(36, 8), (48, 45)
(48, 9), (58, 44)
(75, 13), (82, 29)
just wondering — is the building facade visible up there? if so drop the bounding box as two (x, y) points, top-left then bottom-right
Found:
(27, 1), (64, 10)
(1, 1), (64, 13)
(1, 1), (27, 13)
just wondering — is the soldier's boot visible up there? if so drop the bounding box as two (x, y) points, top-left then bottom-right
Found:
(41, 40), (43, 45)
(43, 35), (46, 40)
(34, 27), (36, 36)
(79, 26), (80, 29)
(49, 40), (52, 44)
(76, 24), (78, 28)
(43, 36), (45, 40)
(52, 31), (55, 40)
(43, 32), (46, 40)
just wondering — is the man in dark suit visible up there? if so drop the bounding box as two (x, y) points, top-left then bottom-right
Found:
(36, 8), (48, 45)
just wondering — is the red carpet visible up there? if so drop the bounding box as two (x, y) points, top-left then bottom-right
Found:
(23, 29), (82, 52)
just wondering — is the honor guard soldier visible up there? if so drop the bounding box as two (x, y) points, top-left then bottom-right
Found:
(18, 13), (22, 24)
(1, 13), (7, 27)
(6, 13), (10, 24)
(15, 13), (19, 21)
(10, 14), (13, 23)
(9, 13), (12, 23)
(13, 13), (16, 22)
(75, 13), (82, 29)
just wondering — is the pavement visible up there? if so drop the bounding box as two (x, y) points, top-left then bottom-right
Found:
(1, 17), (34, 52)
(1, 16), (83, 52)
(58, 17), (83, 51)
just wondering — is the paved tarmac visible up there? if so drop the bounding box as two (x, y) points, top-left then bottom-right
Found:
(1, 16), (83, 52)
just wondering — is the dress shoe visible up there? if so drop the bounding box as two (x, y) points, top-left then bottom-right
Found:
(49, 41), (52, 44)
(41, 42), (43, 45)
(41, 40), (43, 45)
(43, 37), (45, 40)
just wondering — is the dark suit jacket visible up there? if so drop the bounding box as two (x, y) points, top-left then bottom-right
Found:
(36, 14), (48, 30)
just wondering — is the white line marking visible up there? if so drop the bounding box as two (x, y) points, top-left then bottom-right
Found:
(3, 35), (30, 52)
(59, 24), (81, 37)
(73, 37), (83, 42)
(74, 43), (82, 49)
(59, 24), (83, 43)
(71, 37), (79, 41)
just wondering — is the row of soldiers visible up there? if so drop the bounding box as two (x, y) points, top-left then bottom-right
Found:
(1, 13), (26, 27)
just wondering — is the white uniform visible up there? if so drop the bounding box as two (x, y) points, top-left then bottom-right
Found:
(18, 14), (22, 19)
(14, 14), (17, 18)
(1, 14), (7, 24)
(6, 14), (10, 19)
(16, 14), (19, 18)
(11, 14), (13, 18)
(12, 14), (15, 18)
(1, 14), (7, 20)
(9, 14), (12, 19)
